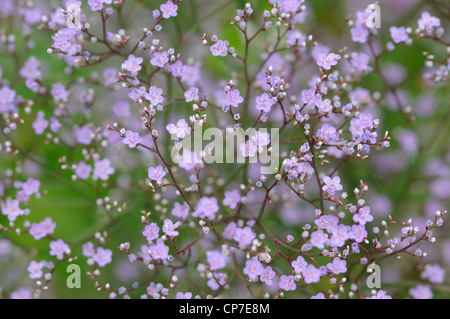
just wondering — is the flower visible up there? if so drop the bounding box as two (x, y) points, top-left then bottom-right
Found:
(292, 256), (308, 274)
(150, 51), (169, 68)
(310, 229), (328, 249)
(192, 196), (219, 219)
(351, 25), (369, 43)
(327, 257), (347, 275)
(350, 224), (367, 243)
(210, 40), (228, 57)
(75, 161), (92, 179)
(260, 266), (276, 286)
(171, 202), (189, 219)
(317, 53), (341, 70)
(92, 247), (113, 267)
(123, 54), (143, 75)
(51, 83), (69, 102)
(243, 257), (264, 281)
(148, 165), (166, 182)
(240, 140), (257, 158)
(166, 119), (191, 139)
(226, 89), (243, 108)
(222, 190), (240, 209)
(75, 125), (94, 145)
(143, 223), (160, 242)
(367, 290), (392, 299)
(390, 26), (410, 44)
(176, 292), (192, 299)
(255, 93), (275, 113)
(49, 239), (69, 260)
(28, 260), (45, 279)
(123, 130), (141, 148)
(322, 175), (343, 195)
(279, 275), (296, 291)
(207, 250), (227, 271)
(149, 239), (169, 260)
(311, 292), (326, 299)
(160, 1), (178, 19)
(302, 265), (322, 284)
(146, 86), (164, 106)
(353, 206), (373, 225)
(1, 198), (23, 221)
(93, 158), (115, 181)
(410, 284), (433, 299)
(233, 226), (256, 249)
(162, 219), (181, 237)
(32, 111), (48, 135)
(418, 12), (440, 34)
(184, 87), (199, 102)
(421, 264), (445, 284)
(21, 178), (40, 196)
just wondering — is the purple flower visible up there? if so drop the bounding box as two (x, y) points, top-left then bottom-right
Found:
(351, 53), (372, 73)
(1, 198), (23, 221)
(176, 292), (192, 299)
(123, 54), (143, 75)
(311, 292), (326, 299)
(112, 101), (130, 118)
(410, 284), (433, 299)
(243, 257), (264, 281)
(49, 239), (69, 260)
(51, 83), (69, 102)
(350, 224), (367, 243)
(279, 275), (296, 291)
(20, 57), (41, 80)
(318, 123), (339, 142)
(162, 218), (181, 237)
(50, 117), (61, 133)
(278, 0), (300, 14)
(418, 12), (440, 34)
(251, 132), (270, 148)
(28, 260), (45, 279)
(88, 0), (106, 11)
(93, 158), (115, 181)
(329, 224), (351, 248)
(32, 111), (48, 135)
(421, 264), (445, 284)
(21, 178), (40, 196)
(53, 33), (72, 52)
(146, 86), (164, 106)
(302, 265), (322, 284)
(240, 140), (257, 158)
(292, 256), (308, 274)
(75, 161), (92, 180)
(123, 130), (141, 148)
(149, 239), (169, 260)
(315, 98), (332, 113)
(150, 51), (169, 68)
(310, 229), (328, 249)
(327, 257), (347, 275)
(192, 196), (219, 219)
(207, 250), (227, 271)
(351, 25), (369, 43)
(367, 290), (392, 299)
(255, 93), (275, 113)
(210, 40), (228, 57)
(233, 226), (256, 249)
(92, 247), (113, 267)
(353, 206), (373, 225)
(171, 202), (189, 219)
(166, 119), (191, 139)
(82, 242), (95, 257)
(261, 266), (276, 286)
(143, 223), (160, 242)
(222, 190), (240, 209)
(75, 125), (94, 145)
(103, 67), (117, 86)
(147, 282), (162, 297)
(317, 53), (341, 70)
(170, 60), (184, 77)
(226, 89), (243, 108)
(184, 87), (199, 102)
(390, 26), (410, 44)
(315, 215), (339, 232)
(160, 1), (178, 19)
(11, 288), (32, 299)
(322, 175), (343, 195)
(148, 165), (166, 182)
(29, 222), (48, 240)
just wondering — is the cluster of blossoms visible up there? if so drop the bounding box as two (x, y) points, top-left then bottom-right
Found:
(0, 0), (449, 299)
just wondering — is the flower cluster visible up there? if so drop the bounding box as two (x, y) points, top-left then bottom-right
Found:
(0, 0), (448, 300)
